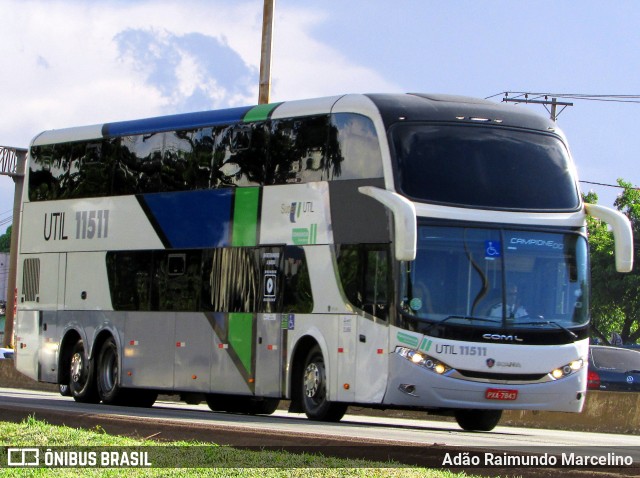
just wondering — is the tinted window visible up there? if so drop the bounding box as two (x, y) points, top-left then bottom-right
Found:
(591, 347), (640, 371)
(330, 113), (383, 180)
(400, 226), (589, 329)
(106, 251), (154, 311)
(212, 123), (266, 187)
(120, 134), (164, 193)
(204, 248), (261, 313)
(29, 145), (65, 201)
(391, 124), (580, 210)
(268, 115), (329, 184)
(282, 246), (313, 313)
(336, 244), (390, 320)
(28, 113), (384, 201)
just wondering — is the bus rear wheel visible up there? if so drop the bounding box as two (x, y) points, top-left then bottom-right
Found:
(205, 394), (279, 415)
(97, 337), (124, 405)
(69, 339), (99, 403)
(301, 345), (347, 422)
(454, 409), (502, 431)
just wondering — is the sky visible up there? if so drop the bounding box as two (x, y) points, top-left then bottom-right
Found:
(1, 0), (639, 235)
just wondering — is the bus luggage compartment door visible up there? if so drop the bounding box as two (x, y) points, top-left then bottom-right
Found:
(254, 313), (282, 397)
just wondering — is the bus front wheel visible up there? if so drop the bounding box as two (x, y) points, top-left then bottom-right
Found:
(301, 345), (347, 422)
(69, 340), (99, 403)
(454, 409), (502, 431)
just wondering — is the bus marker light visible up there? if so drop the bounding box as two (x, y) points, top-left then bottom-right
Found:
(192, 375), (197, 380)
(377, 349), (384, 354)
(218, 344), (228, 349)
(343, 383), (350, 390)
(248, 378), (255, 383)
(127, 371), (132, 376)
(129, 340), (138, 346)
(176, 342), (186, 348)
(338, 347), (344, 353)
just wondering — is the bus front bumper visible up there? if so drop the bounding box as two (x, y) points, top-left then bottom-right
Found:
(383, 352), (586, 413)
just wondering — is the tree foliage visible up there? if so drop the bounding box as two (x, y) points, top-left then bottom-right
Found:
(585, 179), (640, 344)
(0, 226), (11, 253)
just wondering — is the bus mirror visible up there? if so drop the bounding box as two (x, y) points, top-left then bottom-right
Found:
(358, 186), (417, 261)
(585, 203), (634, 273)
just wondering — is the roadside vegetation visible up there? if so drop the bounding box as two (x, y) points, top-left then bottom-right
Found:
(0, 416), (474, 478)
(584, 179), (640, 345)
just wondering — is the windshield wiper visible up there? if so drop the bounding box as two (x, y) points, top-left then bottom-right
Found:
(516, 320), (578, 340)
(442, 315), (501, 325)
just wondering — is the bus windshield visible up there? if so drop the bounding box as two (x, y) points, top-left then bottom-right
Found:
(400, 226), (589, 330)
(390, 124), (580, 210)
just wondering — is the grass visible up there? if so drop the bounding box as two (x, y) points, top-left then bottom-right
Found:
(0, 416), (476, 478)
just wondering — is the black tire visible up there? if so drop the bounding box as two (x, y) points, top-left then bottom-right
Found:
(454, 409), (502, 431)
(58, 383), (71, 397)
(69, 339), (99, 403)
(126, 389), (158, 408)
(246, 397), (280, 415)
(96, 337), (124, 405)
(205, 394), (244, 413)
(205, 394), (279, 415)
(301, 345), (347, 422)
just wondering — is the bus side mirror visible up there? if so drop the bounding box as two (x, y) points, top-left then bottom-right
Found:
(585, 203), (634, 273)
(358, 186), (417, 261)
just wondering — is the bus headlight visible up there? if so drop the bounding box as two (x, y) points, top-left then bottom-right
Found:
(551, 359), (584, 380)
(395, 347), (451, 374)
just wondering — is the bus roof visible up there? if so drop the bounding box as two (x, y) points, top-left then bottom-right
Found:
(31, 93), (559, 147)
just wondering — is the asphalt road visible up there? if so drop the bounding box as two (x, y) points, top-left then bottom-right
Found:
(1, 387), (639, 477)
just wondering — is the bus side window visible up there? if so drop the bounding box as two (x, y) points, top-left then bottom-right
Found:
(163, 130), (193, 192)
(158, 251), (202, 311)
(213, 123), (266, 187)
(68, 142), (112, 198)
(204, 248), (261, 313)
(336, 244), (390, 320)
(188, 127), (215, 190)
(106, 251), (154, 311)
(120, 133), (164, 193)
(329, 113), (383, 181)
(281, 246), (313, 313)
(268, 115), (329, 185)
(29, 145), (64, 201)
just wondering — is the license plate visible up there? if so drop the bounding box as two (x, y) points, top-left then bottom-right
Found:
(485, 388), (518, 400)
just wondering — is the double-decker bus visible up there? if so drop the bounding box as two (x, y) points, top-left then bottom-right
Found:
(14, 93), (633, 431)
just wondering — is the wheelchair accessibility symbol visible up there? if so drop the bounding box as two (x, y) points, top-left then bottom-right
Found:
(485, 241), (501, 258)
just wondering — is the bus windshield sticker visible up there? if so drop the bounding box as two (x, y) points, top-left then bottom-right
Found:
(484, 240), (501, 259)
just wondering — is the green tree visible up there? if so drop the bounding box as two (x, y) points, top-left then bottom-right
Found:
(585, 179), (640, 344)
(0, 225), (11, 253)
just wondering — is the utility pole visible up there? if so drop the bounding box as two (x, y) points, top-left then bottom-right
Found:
(258, 0), (275, 105)
(0, 146), (26, 348)
(502, 94), (573, 122)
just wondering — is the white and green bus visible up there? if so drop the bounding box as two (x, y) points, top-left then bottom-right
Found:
(14, 93), (633, 431)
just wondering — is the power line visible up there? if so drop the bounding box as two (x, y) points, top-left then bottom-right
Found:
(487, 92), (640, 104)
(580, 180), (639, 190)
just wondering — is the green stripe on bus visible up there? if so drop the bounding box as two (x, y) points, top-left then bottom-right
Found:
(397, 331), (419, 348)
(229, 313), (253, 375)
(242, 103), (282, 123)
(232, 187), (259, 246)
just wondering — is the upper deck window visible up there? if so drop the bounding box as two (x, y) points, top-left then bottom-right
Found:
(390, 124), (580, 211)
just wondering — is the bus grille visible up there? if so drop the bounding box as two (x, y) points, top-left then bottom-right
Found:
(456, 369), (548, 382)
(22, 258), (40, 302)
